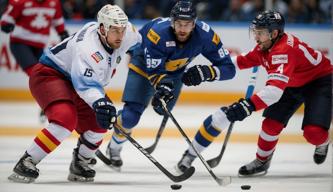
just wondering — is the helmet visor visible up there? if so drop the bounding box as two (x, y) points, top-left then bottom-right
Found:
(249, 24), (270, 40)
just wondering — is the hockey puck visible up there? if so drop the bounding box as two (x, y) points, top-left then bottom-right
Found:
(170, 184), (182, 190)
(241, 185), (251, 190)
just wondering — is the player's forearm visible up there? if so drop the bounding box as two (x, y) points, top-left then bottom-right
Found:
(249, 85), (284, 111)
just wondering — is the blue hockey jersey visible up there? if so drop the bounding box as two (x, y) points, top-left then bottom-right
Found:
(129, 17), (235, 86)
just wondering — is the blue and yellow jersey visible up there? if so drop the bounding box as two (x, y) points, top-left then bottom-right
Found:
(129, 17), (235, 86)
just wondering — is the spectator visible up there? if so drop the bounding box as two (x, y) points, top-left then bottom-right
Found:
(222, 0), (247, 22)
(124, 0), (145, 19)
(307, 0), (328, 23)
(286, 0), (310, 23)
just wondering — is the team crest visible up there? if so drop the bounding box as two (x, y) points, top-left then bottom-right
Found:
(116, 56), (121, 64)
(91, 51), (104, 63)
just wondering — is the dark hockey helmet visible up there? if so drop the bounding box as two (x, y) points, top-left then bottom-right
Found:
(252, 10), (285, 35)
(170, 1), (197, 22)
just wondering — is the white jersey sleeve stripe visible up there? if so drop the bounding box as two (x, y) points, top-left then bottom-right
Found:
(256, 85), (284, 106)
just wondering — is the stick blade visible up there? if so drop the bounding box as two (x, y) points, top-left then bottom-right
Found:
(144, 143), (157, 154)
(217, 176), (232, 186)
(207, 156), (221, 168)
(172, 166), (195, 183)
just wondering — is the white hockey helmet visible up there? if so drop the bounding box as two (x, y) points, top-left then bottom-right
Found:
(97, 4), (128, 32)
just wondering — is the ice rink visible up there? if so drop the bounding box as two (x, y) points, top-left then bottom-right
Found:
(0, 102), (332, 192)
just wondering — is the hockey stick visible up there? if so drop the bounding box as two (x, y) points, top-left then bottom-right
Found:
(207, 66), (259, 168)
(96, 125), (195, 183)
(160, 99), (231, 186)
(144, 115), (168, 154)
(96, 116), (168, 163)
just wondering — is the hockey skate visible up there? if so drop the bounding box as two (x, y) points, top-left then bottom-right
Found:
(68, 148), (95, 182)
(175, 150), (196, 174)
(105, 144), (123, 172)
(313, 144), (329, 164)
(87, 157), (97, 165)
(238, 155), (272, 177)
(8, 152), (39, 183)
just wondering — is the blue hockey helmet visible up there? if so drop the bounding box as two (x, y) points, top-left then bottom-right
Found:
(170, 1), (197, 22)
(252, 10), (285, 35)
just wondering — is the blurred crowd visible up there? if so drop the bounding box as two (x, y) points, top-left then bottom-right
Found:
(0, 0), (332, 24)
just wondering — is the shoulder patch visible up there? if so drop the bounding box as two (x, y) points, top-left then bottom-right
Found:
(147, 29), (160, 45)
(91, 51), (104, 63)
(212, 33), (220, 46)
(271, 54), (288, 64)
(201, 21), (210, 32)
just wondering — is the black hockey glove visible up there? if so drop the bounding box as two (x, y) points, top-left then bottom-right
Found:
(152, 81), (174, 115)
(182, 65), (217, 86)
(59, 30), (69, 41)
(224, 98), (255, 122)
(1, 23), (15, 33)
(92, 98), (117, 129)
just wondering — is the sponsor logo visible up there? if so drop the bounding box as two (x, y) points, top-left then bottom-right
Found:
(91, 51), (104, 63)
(166, 41), (176, 47)
(268, 73), (289, 83)
(272, 54), (288, 64)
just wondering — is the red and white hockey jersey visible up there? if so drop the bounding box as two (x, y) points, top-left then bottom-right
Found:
(234, 33), (333, 111)
(0, 0), (66, 48)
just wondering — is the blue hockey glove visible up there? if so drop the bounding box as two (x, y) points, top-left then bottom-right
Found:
(152, 81), (174, 115)
(224, 98), (255, 122)
(59, 30), (69, 41)
(182, 65), (217, 86)
(1, 23), (15, 33)
(92, 98), (117, 129)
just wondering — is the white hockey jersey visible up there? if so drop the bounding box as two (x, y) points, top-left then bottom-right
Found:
(40, 21), (142, 107)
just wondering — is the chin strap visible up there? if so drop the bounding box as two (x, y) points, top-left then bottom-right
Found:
(268, 32), (283, 50)
(98, 28), (113, 49)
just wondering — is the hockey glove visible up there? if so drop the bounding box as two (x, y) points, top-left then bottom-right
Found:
(152, 81), (174, 115)
(182, 65), (217, 86)
(1, 23), (15, 33)
(92, 98), (117, 129)
(59, 30), (69, 41)
(224, 98), (255, 122)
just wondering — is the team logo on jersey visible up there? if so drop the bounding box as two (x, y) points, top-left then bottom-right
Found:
(91, 51), (104, 63)
(116, 56), (121, 64)
(212, 33), (220, 46)
(166, 41), (176, 47)
(165, 58), (188, 71)
(147, 29), (160, 45)
(272, 54), (288, 64)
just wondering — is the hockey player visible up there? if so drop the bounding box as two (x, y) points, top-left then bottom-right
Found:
(0, 0), (69, 76)
(103, 0), (235, 170)
(0, 0), (69, 122)
(176, 10), (332, 176)
(7, 4), (141, 183)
